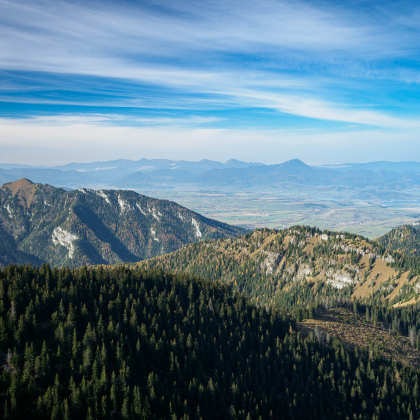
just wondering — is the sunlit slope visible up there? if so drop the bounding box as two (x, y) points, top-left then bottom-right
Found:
(141, 225), (420, 308)
(376, 224), (420, 257)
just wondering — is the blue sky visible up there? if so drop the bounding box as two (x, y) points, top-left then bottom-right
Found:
(1, 0), (420, 165)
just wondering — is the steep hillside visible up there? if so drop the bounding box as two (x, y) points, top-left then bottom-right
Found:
(377, 224), (420, 257)
(0, 179), (244, 267)
(1, 264), (419, 419)
(141, 225), (420, 309)
(0, 223), (44, 267)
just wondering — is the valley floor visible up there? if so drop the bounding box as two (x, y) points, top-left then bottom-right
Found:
(144, 189), (420, 239)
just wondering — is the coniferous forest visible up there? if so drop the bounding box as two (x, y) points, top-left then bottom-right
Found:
(1, 264), (420, 419)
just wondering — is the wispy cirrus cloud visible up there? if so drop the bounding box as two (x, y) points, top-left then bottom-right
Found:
(1, 0), (420, 163)
(0, 114), (223, 127)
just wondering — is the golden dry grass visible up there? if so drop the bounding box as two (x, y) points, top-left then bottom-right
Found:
(353, 258), (398, 299)
(303, 236), (321, 256)
(250, 233), (278, 257)
(392, 298), (418, 308)
(385, 271), (410, 302)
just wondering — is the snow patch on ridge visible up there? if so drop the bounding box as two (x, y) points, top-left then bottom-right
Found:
(136, 204), (147, 216)
(97, 190), (111, 205)
(150, 228), (159, 242)
(118, 195), (129, 212)
(192, 218), (202, 238)
(4, 204), (12, 218)
(152, 207), (160, 221)
(52, 227), (78, 258)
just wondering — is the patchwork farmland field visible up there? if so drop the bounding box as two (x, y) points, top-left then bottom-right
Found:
(144, 188), (420, 239)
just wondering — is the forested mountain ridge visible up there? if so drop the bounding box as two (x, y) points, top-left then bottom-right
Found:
(0, 179), (244, 267)
(140, 225), (420, 309)
(140, 226), (420, 364)
(376, 224), (420, 258)
(1, 264), (420, 419)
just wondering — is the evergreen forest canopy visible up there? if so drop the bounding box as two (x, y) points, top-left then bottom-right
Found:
(1, 264), (420, 420)
(377, 224), (420, 259)
(141, 225), (420, 356)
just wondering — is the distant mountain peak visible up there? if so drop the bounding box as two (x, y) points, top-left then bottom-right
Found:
(283, 158), (307, 167)
(2, 177), (35, 189)
(1, 178), (39, 208)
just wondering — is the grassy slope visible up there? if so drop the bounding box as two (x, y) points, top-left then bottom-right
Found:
(140, 225), (420, 307)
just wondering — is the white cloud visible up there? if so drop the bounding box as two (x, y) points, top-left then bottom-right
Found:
(0, 0), (386, 64)
(0, 114), (222, 126)
(0, 0), (418, 79)
(223, 89), (420, 129)
(0, 0), (420, 163)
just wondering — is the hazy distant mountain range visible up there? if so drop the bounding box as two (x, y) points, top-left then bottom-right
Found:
(0, 178), (244, 267)
(2, 158), (420, 192)
(320, 161), (420, 173)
